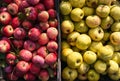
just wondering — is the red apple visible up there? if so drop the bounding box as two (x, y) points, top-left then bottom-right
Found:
(43, 0), (54, 10)
(11, 17), (20, 29)
(24, 40), (36, 51)
(6, 53), (16, 65)
(2, 37), (11, 44)
(15, 61), (30, 74)
(45, 53), (57, 65)
(19, 49), (32, 61)
(38, 69), (49, 81)
(47, 41), (58, 52)
(13, 27), (26, 40)
(4, 65), (13, 73)
(38, 11), (49, 22)
(7, 3), (19, 15)
(2, 25), (14, 37)
(28, 28), (41, 41)
(30, 63), (40, 75)
(24, 72), (36, 81)
(32, 55), (45, 67)
(0, 40), (10, 53)
(6, 73), (18, 81)
(48, 19), (58, 28)
(25, 7), (38, 21)
(35, 3), (45, 12)
(27, 0), (40, 6)
(39, 21), (49, 31)
(37, 46), (48, 58)
(0, 12), (12, 25)
(48, 9), (57, 19)
(47, 27), (58, 40)
(38, 33), (49, 45)
(19, 0), (29, 12)
(12, 39), (23, 48)
(22, 20), (32, 30)
(14, 0), (23, 6)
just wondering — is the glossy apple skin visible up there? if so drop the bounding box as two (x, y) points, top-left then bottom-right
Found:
(6, 53), (17, 65)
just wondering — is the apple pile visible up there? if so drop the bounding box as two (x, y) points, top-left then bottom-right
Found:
(0, 0), (59, 81)
(60, 0), (120, 81)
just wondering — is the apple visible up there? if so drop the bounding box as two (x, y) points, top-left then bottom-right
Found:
(111, 22), (120, 32)
(99, 0), (115, 5)
(61, 41), (70, 50)
(45, 53), (57, 65)
(0, 12), (12, 25)
(38, 33), (49, 45)
(77, 62), (90, 74)
(11, 17), (20, 29)
(70, 8), (84, 22)
(38, 69), (49, 81)
(48, 9), (57, 19)
(48, 19), (58, 28)
(38, 11), (49, 22)
(67, 31), (80, 46)
(78, 73), (87, 81)
(76, 34), (91, 50)
(35, 3), (45, 12)
(82, 7), (95, 16)
(2, 25), (14, 37)
(12, 39), (23, 49)
(87, 69), (100, 81)
(39, 21), (49, 31)
(30, 63), (40, 75)
(86, 15), (101, 28)
(4, 65), (13, 73)
(94, 60), (107, 74)
(47, 41), (58, 52)
(24, 72), (36, 81)
(32, 55), (45, 67)
(47, 27), (58, 40)
(110, 32), (120, 45)
(24, 40), (36, 51)
(96, 5), (110, 18)
(37, 46), (48, 58)
(7, 3), (18, 15)
(27, 0), (40, 5)
(83, 51), (97, 64)
(59, 1), (72, 15)
(14, 27), (26, 40)
(74, 20), (88, 33)
(88, 27), (104, 41)
(100, 16), (114, 29)
(22, 20), (32, 30)
(0, 40), (10, 53)
(62, 66), (78, 81)
(112, 52), (120, 65)
(6, 53), (16, 65)
(67, 52), (83, 69)
(6, 73), (18, 81)
(86, 0), (98, 8)
(43, 0), (54, 10)
(28, 28), (41, 41)
(69, 0), (85, 8)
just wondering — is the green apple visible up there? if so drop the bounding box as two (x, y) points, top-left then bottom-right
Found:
(78, 73), (87, 81)
(112, 52), (120, 65)
(70, 8), (84, 22)
(67, 31), (80, 46)
(62, 48), (73, 62)
(109, 68), (120, 81)
(71, 46), (80, 52)
(87, 69), (100, 81)
(82, 7), (95, 16)
(86, 15), (101, 28)
(61, 20), (74, 34)
(69, 0), (85, 8)
(110, 6), (120, 21)
(96, 5), (110, 18)
(89, 41), (103, 53)
(76, 34), (91, 50)
(62, 66), (78, 81)
(86, 0), (98, 8)
(111, 22), (120, 32)
(77, 62), (90, 74)
(67, 52), (83, 69)
(74, 20), (88, 33)
(94, 60), (107, 74)
(61, 41), (70, 49)
(100, 16), (114, 29)
(88, 27), (104, 41)
(59, 1), (72, 15)
(107, 60), (119, 74)
(97, 46), (113, 61)
(110, 32), (120, 45)
(83, 51), (97, 64)
(102, 31), (110, 41)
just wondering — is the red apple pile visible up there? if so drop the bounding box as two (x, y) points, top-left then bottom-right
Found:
(0, 0), (58, 81)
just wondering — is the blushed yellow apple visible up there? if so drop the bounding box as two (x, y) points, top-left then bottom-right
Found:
(78, 73), (87, 81)
(69, 0), (85, 8)
(82, 7), (95, 16)
(110, 32), (120, 45)
(111, 22), (120, 32)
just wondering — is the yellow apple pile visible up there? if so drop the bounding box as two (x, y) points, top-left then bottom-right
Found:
(60, 0), (120, 81)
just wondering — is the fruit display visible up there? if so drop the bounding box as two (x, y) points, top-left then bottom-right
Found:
(0, 0), (60, 81)
(60, 0), (120, 81)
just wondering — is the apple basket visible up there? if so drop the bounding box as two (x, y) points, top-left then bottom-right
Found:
(0, 0), (61, 81)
